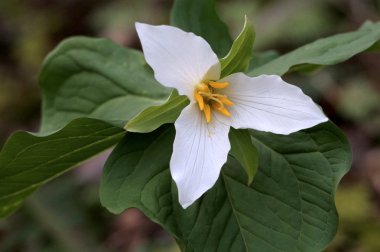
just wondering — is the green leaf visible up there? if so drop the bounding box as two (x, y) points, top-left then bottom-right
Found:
(220, 16), (255, 77)
(250, 21), (380, 76)
(0, 118), (124, 218)
(0, 36), (173, 217)
(247, 50), (279, 72)
(125, 90), (189, 133)
(170, 0), (232, 57)
(100, 122), (352, 252)
(39, 36), (171, 133)
(229, 128), (258, 185)
(100, 126), (174, 215)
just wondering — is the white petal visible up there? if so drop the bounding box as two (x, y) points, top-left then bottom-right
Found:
(220, 73), (328, 135)
(136, 22), (221, 99)
(170, 104), (230, 208)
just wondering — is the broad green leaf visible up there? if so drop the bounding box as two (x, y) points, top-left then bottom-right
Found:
(125, 90), (189, 133)
(0, 118), (124, 218)
(100, 122), (351, 252)
(39, 36), (171, 133)
(229, 128), (258, 185)
(170, 0), (232, 57)
(0, 36), (172, 217)
(247, 50), (279, 72)
(220, 16), (255, 77)
(250, 21), (380, 76)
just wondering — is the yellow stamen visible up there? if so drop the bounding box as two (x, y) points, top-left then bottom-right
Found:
(209, 81), (229, 89)
(204, 104), (211, 123)
(194, 81), (233, 123)
(198, 92), (226, 98)
(219, 97), (234, 106)
(212, 102), (231, 117)
(217, 107), (231, 117)
(194, 92), (204, 110)
(203, 96), (221, 107)
(196, 83), (210, 92)
(211, 102), (221, 110)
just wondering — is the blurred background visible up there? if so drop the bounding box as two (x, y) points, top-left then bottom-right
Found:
(0, 0), (379, 251)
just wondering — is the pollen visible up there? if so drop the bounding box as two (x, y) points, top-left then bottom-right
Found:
(194, 81), (233, 123)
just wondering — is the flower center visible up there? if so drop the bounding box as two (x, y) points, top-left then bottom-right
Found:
(194, 81), (234, 123)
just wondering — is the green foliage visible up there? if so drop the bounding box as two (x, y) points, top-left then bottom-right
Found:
(170, 0), (232, 57)
(3, 1), (377, 250)
(100, 122), (351, 252)
(229, 128), (258, 185)
(125, 90), (189, 133)
(220, 16), (255, 78)
(248, 50), (279, 72)
(0, 37), (175, 218)
(0, 118), (124, 218)
(39, 36), (171, 133)
(249, 21), (380, 76)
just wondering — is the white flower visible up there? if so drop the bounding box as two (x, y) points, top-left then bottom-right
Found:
(136, 22), (328, 209)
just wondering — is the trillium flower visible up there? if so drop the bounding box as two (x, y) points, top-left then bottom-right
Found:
(136, 23), (328, 209)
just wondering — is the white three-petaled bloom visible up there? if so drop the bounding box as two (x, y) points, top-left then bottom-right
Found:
(136, 22), (328, 209)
